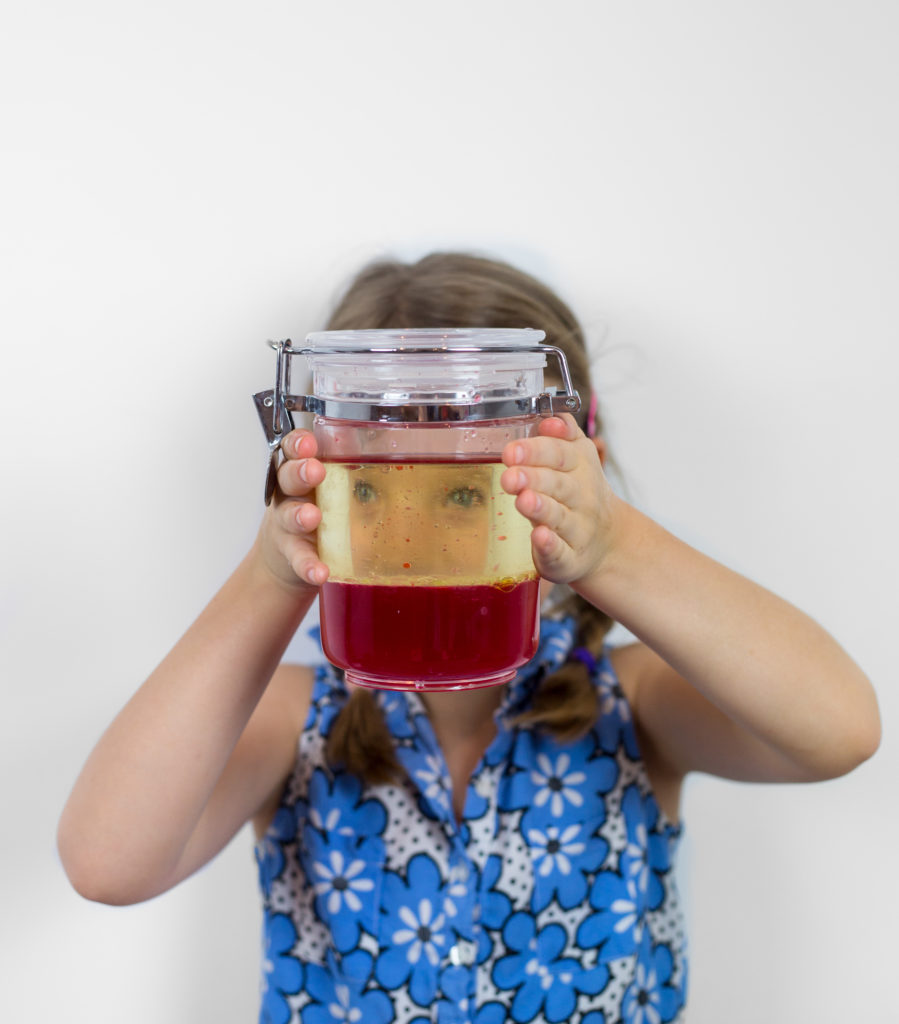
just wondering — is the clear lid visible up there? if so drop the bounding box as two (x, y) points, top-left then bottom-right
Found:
(302, 328), (547, 404)
(305, 328), (546, 350)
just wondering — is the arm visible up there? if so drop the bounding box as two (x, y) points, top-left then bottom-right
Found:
(502, 416), (881, 785)
(57, 430), (328, 905)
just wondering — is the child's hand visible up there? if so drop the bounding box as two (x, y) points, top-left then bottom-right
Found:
(256, 429), (330, 590)
(501, 415), (618, 586)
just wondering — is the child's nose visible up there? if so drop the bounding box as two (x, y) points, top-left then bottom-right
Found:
(382, 504), (432, 570)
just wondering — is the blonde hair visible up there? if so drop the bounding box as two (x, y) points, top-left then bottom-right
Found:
(321, 252), (614, 784)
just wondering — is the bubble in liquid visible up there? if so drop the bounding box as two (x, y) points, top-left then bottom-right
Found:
(414, 680), (425, 691)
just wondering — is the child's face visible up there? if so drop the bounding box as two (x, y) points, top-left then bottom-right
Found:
(347, 462), (492, 580)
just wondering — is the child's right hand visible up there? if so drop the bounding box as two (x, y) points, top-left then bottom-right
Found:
(256, 429), (330, 590)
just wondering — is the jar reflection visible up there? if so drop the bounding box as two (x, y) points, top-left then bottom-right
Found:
(346, 463), (491, 580)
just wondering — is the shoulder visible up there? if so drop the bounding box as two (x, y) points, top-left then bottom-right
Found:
(607, 643), (685, 824)
(607, 639), (672, 693)
(252, 662), (317, 735)
(244, 662), (316, 837)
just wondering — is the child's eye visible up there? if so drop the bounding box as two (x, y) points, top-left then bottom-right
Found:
(353, 480), (378, 504)
(445, 486), (485, 509)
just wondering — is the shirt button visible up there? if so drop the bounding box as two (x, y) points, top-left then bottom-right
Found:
(449, 939), (477, 966)
(450, 863), (469, 883)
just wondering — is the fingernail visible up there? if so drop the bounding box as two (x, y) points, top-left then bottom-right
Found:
(512, 445), (525, 464)
(299, 460), (309, 483)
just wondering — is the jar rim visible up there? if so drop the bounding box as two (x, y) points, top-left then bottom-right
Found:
(304, 327), (546, 350)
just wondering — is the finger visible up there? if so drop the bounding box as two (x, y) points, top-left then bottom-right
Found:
(281, 534), (330, 586)
(501, 464), (580, 511)
(512, 485), (575, 541)
(280, 429), (318, 461)
(530, 524), (570, 577)
(276, 455), (326, 497)
(537, 414), (581, 441)
(502, 432), (583, 472)
(277, 497), (322, 536)
(532, 522), (565, 558)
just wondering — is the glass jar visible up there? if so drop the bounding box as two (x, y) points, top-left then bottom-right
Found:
(254, 328), (580, 691)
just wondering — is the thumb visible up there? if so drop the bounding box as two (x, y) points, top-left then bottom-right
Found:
(537, 413), (582, 441)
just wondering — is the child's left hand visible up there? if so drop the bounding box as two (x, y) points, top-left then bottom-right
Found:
(501, 414), (619, 585)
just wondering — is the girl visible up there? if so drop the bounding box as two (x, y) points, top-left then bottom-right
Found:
(58, 253), (881, 1024)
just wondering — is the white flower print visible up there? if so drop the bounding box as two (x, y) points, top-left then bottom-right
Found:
(443, 877), (467, 918)
(625, 961), (663, 1024)
(309, 806), (339, 832)
(308, 806), (355, 839)
(312, 849), (375, 914)
(524, 950), (573, 992)
(599, 668), (631, 721)
(611, 880), (641, 936)
(414, 754), (452, 810)
(391, 898), (447, 966)
(530, 752), (587, 817)
(527, 824), (586, 876)
(624, 823), (651, 897)
(327, 983), (363, 1023)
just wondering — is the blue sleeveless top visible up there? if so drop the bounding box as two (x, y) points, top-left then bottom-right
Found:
(256, 618), (687, 1024)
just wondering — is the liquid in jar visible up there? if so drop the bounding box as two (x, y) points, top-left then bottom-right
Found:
(315, 458), (539, 689)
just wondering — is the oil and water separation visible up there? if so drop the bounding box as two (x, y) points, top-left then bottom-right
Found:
(253, 328), (581, 691)
(316, 458), (539, 690)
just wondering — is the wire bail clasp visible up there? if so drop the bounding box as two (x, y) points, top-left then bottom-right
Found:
(252, 338), (581, 506)
(252, 339), (313, 505)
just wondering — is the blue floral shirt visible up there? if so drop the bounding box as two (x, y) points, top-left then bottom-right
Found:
(256, 618), (687, 1024)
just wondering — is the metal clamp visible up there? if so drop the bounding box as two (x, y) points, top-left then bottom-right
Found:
(252, 339), (582, 504)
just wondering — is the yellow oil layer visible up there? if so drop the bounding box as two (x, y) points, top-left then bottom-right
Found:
(316, 461), (536, 586)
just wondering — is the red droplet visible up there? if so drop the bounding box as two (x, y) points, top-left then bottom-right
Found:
(402, 562), (411, 569)
(498, 535), (507, 541)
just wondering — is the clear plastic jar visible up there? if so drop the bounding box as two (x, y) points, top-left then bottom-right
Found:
(255, 328), (580, 691)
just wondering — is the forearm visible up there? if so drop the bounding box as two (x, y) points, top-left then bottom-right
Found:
(577, 499), (881, 776)
(57, 543), (315, 899)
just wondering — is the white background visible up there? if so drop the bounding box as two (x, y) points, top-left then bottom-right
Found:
(2, 2), (897, 1020)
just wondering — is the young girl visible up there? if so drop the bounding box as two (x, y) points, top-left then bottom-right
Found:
(58, 253), (881, 1024)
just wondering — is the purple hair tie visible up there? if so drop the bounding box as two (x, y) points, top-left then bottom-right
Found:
(568, 646), (597, 675)
(586, 392), (598, 437)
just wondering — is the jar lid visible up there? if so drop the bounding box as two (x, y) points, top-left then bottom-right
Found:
(301, 327), (550, 411)
(305, 327), (546, 350)
(253, 330), (580, 486)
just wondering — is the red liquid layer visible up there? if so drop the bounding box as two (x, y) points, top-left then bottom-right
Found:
(320, 578), (540, 689)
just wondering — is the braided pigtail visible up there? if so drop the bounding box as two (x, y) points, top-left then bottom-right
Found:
(511, 593), (614, 743)
(325, 688), (404, 786)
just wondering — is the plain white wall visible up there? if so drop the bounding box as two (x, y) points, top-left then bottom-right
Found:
(2, 1), (897, 1020)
